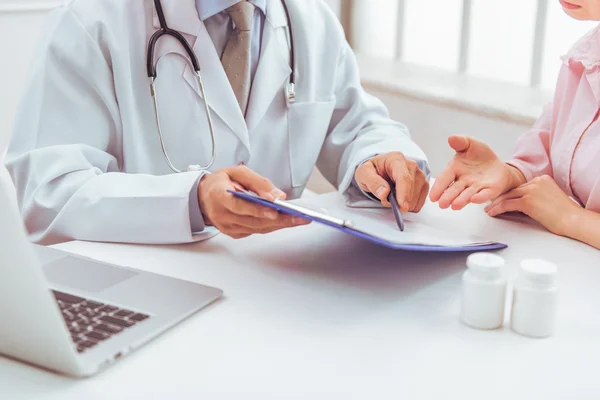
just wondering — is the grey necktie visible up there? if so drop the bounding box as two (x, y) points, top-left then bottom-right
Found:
(222, 1), (256, 115)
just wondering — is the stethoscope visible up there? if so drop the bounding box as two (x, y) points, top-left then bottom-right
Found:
(147, 0), (296, 174)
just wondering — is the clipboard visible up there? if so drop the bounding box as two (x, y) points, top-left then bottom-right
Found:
(229, 190), (508, 253)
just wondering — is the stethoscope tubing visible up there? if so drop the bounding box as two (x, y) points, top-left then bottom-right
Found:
(147, 0), (295, 173)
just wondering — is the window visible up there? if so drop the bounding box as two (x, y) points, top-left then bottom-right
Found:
(351, 0), (598, 90)
(402, 0), (463, 70)
(468, 0), (537, 85)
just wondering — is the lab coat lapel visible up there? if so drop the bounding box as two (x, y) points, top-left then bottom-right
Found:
(246, 1), (292, 133)
(153, 0), (250, 150)
(183, 23), (250, 150)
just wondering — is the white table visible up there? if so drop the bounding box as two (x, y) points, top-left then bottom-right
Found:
(1, 194), (599, 400)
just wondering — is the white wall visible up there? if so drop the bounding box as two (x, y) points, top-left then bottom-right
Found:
(0, 1), (56, 153)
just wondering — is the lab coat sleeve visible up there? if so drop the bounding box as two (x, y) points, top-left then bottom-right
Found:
(507, 102), (554, 182)
(315, 43), (430, 208)
(189, 175), (208, 233)
(4, 8), (215, 245)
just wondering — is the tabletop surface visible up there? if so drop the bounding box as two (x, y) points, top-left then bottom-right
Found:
(1, 193), (599, 400)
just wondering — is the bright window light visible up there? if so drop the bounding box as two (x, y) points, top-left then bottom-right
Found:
(403, 0), (463, 70)
(351, 0), (399, 60)
(468, 0), (537, 85)
(351, 0), (600, 89)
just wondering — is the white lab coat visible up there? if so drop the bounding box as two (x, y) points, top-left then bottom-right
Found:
(5, 0), (427, 245)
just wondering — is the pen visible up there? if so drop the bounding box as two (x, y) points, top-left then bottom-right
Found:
(387, 179), (405, 232)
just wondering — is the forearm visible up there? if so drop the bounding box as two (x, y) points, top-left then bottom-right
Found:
(318, 42), (428, 195)
(10, 156), (204, 245)
(565, 208), (600, 250)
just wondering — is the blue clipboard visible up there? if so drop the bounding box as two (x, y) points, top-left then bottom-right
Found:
(229, 190), (508, 253)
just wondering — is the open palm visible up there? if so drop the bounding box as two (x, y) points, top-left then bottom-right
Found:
(430, 136), (519, 210)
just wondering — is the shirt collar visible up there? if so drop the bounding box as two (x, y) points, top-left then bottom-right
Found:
(195, 0), (267, 21)
(562, 23), (600, 71)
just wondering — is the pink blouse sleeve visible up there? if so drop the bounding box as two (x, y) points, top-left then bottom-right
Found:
(507, 102), (554, 182)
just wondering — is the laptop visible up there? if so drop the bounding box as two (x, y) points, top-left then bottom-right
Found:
(0, 179), (223, 377)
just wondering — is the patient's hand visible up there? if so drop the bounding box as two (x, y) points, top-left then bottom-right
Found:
(430, 136), (526, 210)
(484, 175), (582, 236)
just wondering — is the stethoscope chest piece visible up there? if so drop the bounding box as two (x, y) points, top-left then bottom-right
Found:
(186, 165), (203, 172)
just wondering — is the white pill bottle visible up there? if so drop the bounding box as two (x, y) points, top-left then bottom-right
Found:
(511, 259), (559, 338)
(460, 252), (507, 330)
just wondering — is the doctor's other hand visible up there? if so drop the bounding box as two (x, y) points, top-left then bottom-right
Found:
(430, 136), (527, 210)
(198, 166), (309, 239)
(354, 152), (429, 213)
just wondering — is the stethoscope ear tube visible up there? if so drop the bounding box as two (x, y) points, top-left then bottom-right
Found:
(280, 0), (295, 87)
(147, 0), (295, 173)
(147, 30), (164, 78)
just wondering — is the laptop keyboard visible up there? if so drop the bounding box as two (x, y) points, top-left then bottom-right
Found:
(52, 290), (150, 354)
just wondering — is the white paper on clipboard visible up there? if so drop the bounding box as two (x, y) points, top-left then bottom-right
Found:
(292, 193), (496, 248)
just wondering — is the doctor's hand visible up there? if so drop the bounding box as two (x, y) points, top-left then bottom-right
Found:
(430, 136), (527, 210)
(198, 166), (309, 239)
(354, 152), (430, 212)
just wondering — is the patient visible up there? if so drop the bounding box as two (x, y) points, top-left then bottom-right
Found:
(430, 0), (600, 250)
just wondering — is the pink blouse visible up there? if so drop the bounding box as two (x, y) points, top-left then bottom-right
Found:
(509, 24), (600, 213)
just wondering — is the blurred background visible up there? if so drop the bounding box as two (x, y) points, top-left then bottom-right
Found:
(347, 0), (595, 90)
(0, 0), (596, 192)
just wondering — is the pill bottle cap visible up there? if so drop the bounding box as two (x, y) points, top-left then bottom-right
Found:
(519, 259), (558, 287)
(466, 252), (505, 280)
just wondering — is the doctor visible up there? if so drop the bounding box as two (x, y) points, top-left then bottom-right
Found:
(5, 0), (430, 245)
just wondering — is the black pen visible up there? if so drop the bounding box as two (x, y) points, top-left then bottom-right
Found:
(387, 180), (405, 232)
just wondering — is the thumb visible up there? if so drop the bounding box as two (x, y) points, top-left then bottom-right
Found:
(355, 162), (391, 206)
(228, 166), (286, 201)
(448, 135), (471, 154)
